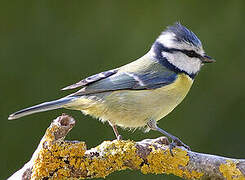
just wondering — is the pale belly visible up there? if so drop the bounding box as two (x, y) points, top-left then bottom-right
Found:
(68, 74), (193, 128)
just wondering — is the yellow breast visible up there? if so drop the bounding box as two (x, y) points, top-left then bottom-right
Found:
(151, 73), (193, 120)
(68, 73), (193, 128)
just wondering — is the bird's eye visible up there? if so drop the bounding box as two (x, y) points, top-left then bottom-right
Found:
(183, 50), (200, 58)
(187, 51), (196, 57)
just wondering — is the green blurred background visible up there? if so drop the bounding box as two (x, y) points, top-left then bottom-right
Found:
(1, 1), (245, 179)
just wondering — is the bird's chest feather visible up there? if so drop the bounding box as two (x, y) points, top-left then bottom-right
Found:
(81, 73), (193, 128)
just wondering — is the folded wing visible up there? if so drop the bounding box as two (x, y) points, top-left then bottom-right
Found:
(62, 69), (119, 90)
(70, 69), (178, 96)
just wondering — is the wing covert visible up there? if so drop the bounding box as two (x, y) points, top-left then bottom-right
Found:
(72, 70), (178, 96)
(62, 68), (119, 90)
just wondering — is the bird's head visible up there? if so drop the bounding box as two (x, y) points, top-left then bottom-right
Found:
(151, 23), (215, 78)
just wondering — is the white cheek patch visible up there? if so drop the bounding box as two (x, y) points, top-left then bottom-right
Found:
(162, 51), (202, 75)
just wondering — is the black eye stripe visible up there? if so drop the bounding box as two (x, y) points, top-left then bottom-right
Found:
(155, 41), (202, 59)
(180, 50), (201, 58)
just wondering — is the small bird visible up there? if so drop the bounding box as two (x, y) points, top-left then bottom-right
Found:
(9, 23), (215, 151)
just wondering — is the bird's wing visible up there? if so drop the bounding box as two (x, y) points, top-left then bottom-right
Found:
(70, 67), (178, 96)
(61, 69), (119, 90)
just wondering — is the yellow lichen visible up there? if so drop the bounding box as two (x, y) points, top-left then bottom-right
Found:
(32, 137), (204, 179)
(219, 160), (245, 180)
(32, 139), (144, 179)
(82, 140), (143, 178)
(183, 169), (204, 179)
(44, 125), (58, 141)
(32, 140), (86, 180)
(141, 146), (203, 179)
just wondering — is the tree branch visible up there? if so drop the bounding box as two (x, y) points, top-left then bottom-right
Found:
(8, 114), (245, 180)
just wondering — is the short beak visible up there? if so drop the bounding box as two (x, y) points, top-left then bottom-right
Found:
(201, 55), (216, 63)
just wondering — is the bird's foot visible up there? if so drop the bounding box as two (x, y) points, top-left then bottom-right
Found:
(169, 137), (190, 156)
(116, 135), (123, 140)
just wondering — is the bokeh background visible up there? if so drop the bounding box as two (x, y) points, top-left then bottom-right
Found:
(1, 1), (245, 179)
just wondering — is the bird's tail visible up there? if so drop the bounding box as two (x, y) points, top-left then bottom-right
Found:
(8, 97), (75, 120)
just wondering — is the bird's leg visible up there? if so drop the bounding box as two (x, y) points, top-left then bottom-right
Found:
(147, 119), (190, 156)
(108, 121), (122, 140)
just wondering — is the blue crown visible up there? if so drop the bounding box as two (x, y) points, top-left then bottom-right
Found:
(165, 22), (202, 48)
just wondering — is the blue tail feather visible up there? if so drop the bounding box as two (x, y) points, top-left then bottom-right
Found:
(8, 97), (74, 120)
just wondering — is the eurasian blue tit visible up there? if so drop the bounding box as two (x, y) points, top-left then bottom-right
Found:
(9, 23), (215, 150)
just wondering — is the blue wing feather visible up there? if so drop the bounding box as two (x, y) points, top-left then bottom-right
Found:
(71, 71), (177, 96)
(62, 68), (119, 90)
(64, 56), (178, 96)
